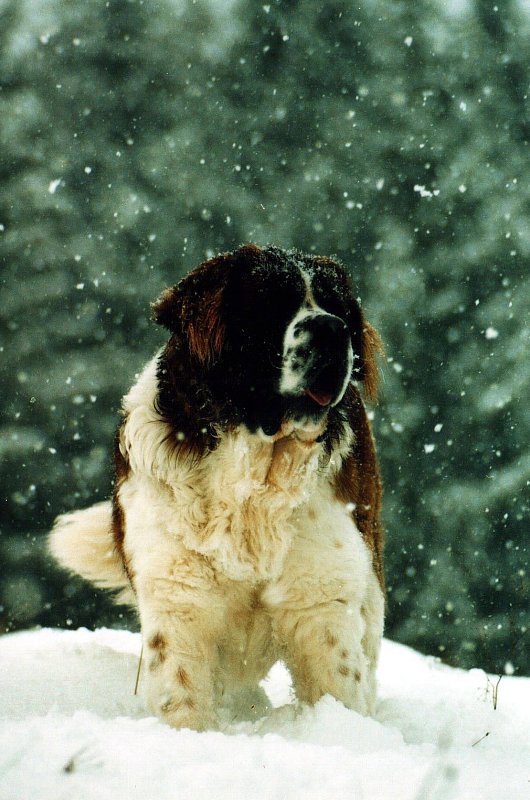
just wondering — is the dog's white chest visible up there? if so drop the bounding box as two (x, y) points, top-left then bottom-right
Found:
(172, 428), (324, 581)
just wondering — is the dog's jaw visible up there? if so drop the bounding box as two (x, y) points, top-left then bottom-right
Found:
(255, 413), (329, 446)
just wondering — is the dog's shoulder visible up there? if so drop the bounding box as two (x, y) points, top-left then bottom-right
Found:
(117, 350), (193, 482)
(331, 384), (385, 591)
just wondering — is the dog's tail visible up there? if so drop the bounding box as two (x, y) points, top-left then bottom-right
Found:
(49, 501), (134, 604)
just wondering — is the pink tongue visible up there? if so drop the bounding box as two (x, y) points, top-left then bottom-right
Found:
(305, 388), (333, 407)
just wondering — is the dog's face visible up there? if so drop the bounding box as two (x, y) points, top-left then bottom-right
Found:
(153, 245), (381, 440)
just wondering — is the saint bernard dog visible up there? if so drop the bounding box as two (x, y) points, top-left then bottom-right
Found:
(50, 243), (385, 731)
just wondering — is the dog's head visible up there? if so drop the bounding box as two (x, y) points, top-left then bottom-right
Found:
(153, 244), (382, 442)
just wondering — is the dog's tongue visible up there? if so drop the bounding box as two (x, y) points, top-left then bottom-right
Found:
(305, 388), (333, 407)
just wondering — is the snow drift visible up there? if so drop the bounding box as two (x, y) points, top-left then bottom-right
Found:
(0, 628), (528, 800)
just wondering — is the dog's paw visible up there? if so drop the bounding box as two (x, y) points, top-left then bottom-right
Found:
(144, 647), (218, 731)
(149, 684), (218, 731)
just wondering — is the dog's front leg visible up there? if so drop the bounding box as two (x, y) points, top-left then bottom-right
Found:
(270, 599), (375, 715)
(264, 508), (383, 716)
(136, 566), (224, 731)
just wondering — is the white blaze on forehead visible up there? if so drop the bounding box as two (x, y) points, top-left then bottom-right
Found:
(300, 268), (317, 308)
(279, 268), (320, 395)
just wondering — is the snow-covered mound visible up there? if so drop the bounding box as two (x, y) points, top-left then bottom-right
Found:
(0, 629), (528, 800)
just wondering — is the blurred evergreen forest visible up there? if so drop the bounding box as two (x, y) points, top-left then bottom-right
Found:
(0, 0), (528, 674)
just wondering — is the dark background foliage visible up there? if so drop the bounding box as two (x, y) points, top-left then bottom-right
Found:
(0, 0), (528, 674)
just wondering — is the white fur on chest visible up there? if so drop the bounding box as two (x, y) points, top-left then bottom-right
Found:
(120, 354), (358, 585)
(123, 426), (326, 582)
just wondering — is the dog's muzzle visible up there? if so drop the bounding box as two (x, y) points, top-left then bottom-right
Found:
(280, 311), (353, 408)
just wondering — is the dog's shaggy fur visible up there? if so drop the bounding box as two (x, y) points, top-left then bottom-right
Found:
(50, 244), (385, 731)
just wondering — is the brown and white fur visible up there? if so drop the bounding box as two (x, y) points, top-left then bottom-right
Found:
(50, 244), (385, 731)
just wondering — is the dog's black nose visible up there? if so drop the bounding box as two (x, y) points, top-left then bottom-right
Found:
(302, 313), (349, 356)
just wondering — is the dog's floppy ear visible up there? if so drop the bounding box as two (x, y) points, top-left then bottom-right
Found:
(152, 256), (229, 365)
(360, 317), (384, 403)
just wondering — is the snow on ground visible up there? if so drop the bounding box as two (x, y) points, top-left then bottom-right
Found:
(0, 629), (528, 800)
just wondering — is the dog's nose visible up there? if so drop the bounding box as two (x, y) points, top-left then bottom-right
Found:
(308, 313), (348, 337)
(302, 314), (349, 355)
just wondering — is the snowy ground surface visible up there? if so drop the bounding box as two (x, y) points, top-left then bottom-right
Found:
(0, 628), (528, 800)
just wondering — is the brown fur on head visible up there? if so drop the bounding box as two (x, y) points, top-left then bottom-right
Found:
(152, 256), (228, 365)
(152, 245), (269, 365)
